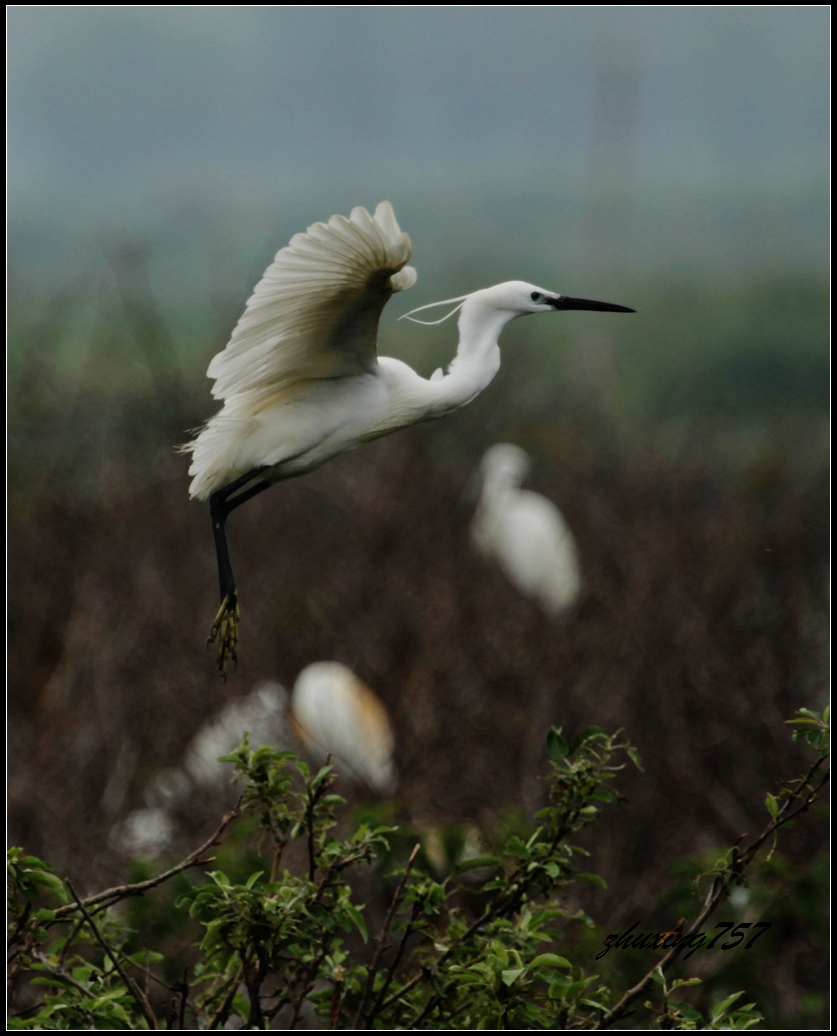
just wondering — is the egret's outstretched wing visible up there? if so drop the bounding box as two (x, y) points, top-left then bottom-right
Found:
(208, 201), (416, 415)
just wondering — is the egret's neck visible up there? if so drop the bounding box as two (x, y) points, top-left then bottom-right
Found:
(482, 469), (522, 506)
(433, 301), (513, 413)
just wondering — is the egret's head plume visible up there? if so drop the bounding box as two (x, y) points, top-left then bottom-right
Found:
(399, 295), (469, 326)
(399, 282), (634, 325)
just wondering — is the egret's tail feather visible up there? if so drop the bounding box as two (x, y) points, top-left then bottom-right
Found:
(184, 415), (256, 500)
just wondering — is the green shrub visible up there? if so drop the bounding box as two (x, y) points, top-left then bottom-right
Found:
(7, 709), (828, 1030)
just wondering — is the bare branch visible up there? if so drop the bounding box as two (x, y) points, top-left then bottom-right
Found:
(353, 843), (421, 1029)
(206, 961), (245, 1031)
(65, 879), (158, 1030)
(594, 756), (828, 1031)
(29, 949), (92, 998)
(367, 900), (422, 1024)
(7, 899), (32, 956)
(53, 805), (239, 921)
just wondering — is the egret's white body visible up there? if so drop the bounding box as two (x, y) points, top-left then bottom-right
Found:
(182, 202), (631, 668)
(290, 662), (396, 795)
(472, 444), (582, 617)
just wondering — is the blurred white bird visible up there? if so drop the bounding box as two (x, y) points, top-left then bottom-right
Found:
(182, 681), (290, 788)
(471, 444), (582, 617)
(182, 201), (633, 670)
(289, 662), (396, 795)
(110, 681), (291, 859)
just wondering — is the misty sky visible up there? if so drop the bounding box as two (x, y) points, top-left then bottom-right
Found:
(8, 6), (830, 285)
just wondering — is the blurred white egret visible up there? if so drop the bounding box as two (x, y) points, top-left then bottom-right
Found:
(472, 444), (582, 617)
(183, 201), (633, 670)
(289, 662), (396, 795)
(110, 681), (290, 859)
(183, 681), (290, 788)
(109, 806), (174, 861)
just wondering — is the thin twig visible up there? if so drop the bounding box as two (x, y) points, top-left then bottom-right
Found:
(9, 1000), (46, 1020)
(288, 933), (336, 1030)
(353, 843), (421, 1029)
(306, 787), (318, 883)
(7, 899), (32, 956)
(7, 931), (34, 1004)
(176, 968), (189, 1030)
(315, 850), (374, 902)
(594, 757), (828, 1031)
(243, 942), (270, 1031)
(54, 805), (240, 921)
(367, 900), (422, 1024)
(328, 966), (344, 1029)
(57, 915), (86, 967)
(111, 944), (179, 995)
(206, 961), (244, 1031)
(65, 879), (158, 1030)
(29, 949), (92, 998)
(377, 969), (424, 1015)
(411, 991), (443, 1028)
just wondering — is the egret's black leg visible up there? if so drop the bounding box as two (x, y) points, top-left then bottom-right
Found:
(206, 466), (270, 676)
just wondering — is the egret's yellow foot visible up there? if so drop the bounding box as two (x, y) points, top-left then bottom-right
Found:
(207, 595), (240, 677)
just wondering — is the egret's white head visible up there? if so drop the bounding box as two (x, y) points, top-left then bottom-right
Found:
(471, 281), (635, 318)
(401, 281), (634, 325)
(481, 443), (530, 487)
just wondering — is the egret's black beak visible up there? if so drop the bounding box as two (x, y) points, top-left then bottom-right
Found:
(547, 296), (635, 313)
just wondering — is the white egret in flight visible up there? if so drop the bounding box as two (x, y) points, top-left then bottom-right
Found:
(289, 662), (396, 794)
(472, 444), (582, 617)
(183, 202), (633, 670)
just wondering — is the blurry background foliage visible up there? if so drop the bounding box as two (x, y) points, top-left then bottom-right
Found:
(8, 6), (828, 1030)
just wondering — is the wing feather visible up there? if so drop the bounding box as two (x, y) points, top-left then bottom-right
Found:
(206, 201), (416, 413)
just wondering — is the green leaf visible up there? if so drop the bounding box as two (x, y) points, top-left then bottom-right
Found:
(547, 726), (569, 761)
(626, 746), (645, 772)
(28, 870), (67, 896)
(569, 726), (607, 754)
(529, 953), (571, 970)
(344, 904), (368, 942)
(671, 1002), (702, 1020)
(651, 965), (666, 987)
(452, 855), (499, 874)
(504, 836), (531, 859)
(244, 871), (264, 889)
(670, 977), (702, 990)
(764, 793), (779, 819)
(564, 977), (596, 1000)
(576, 873), (607, 888)
(548, 977), (571, 998)
(310, 764), (334, 787)
(501, 967), (526, 986)
(712, 991), (744, 1020)
(128, 950), (165, 965)
(579, 998), (609, 1011)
